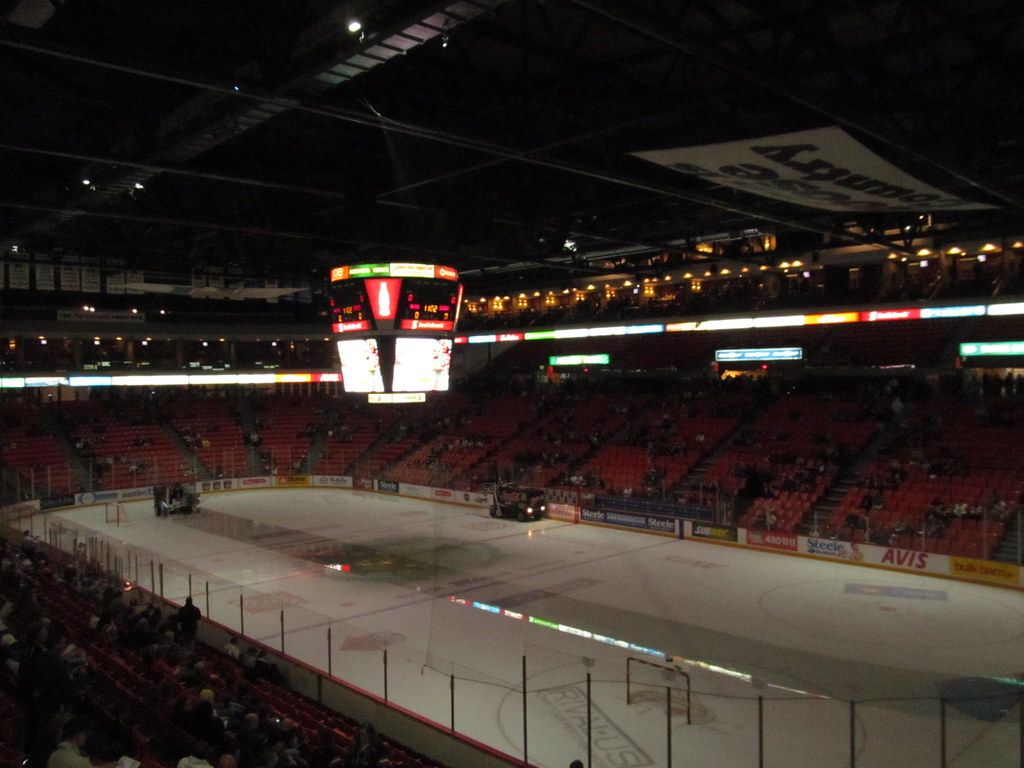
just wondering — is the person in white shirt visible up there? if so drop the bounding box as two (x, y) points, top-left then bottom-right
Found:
(47, 721), (117, 768)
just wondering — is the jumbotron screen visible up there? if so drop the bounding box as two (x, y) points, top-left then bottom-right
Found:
(336, 339), (384, 393)
(328, 262), (462, 333)
(392, 338), (452, 392)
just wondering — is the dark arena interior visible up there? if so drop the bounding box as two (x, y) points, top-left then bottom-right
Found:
(2, 2), (1024, 767)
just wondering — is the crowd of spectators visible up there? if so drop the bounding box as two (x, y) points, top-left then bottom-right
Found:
(0, 532), (412, 768)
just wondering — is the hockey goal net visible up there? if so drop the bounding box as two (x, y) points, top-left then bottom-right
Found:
(104, 502), (133, 526)
(626, 656), (692, 724)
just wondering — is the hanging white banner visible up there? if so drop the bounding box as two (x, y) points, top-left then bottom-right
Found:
(81, 266), (101, 293)
(35, 264), (55, 291)
(60, 264), (81, 292)
(106, 271), (126, 294)
(632, 126), (995, 212)
(8, 262), (30, 290)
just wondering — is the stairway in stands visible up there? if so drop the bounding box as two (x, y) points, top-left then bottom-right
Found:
(41, 410), (93, 491)
(802, 424), (892, 534)
(160, 421), (212, 481)
(992, 514), (1022, 564)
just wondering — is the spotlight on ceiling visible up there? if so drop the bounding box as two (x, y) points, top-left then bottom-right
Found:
(81, 179), (91, 186)
(133, 182), (145, 190)
(347, 19), (362, 33)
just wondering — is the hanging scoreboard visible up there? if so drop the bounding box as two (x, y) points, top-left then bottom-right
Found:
(327, 263), (462, 396)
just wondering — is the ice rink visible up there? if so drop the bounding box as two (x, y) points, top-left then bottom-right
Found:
(34, 488), (1024, 768)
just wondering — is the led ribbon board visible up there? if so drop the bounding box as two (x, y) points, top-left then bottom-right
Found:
(453, 301), (1024, 345)
(6, 372), (342, 388)
(548, 354), (611, 365)
(960, 341), (1024, 357)
(715, 347), (803, 361)
(331, 263), (459, 281)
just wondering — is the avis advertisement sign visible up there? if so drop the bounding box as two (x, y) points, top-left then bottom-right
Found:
(633, 127), (994, 212)
(239, 476), (271, 487)
(746, 530), (798, 551)
(879, 548), (929, 570)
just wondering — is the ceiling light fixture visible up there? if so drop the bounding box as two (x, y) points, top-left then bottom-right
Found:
(347, 19), (362, 33)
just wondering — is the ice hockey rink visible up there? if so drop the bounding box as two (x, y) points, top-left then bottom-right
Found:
(32, 488), (1024, 768)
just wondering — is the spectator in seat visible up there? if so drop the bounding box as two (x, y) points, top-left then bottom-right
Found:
(346, 723), (381, 768)
(309, 730), (340, 768)
(177, 743), (216, 768)
(46, 720), (116, 768)
(177, 596), (201, 647)
(223, 635), (241, 660)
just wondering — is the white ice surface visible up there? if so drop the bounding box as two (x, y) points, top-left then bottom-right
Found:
(35, 489), (1024, 768)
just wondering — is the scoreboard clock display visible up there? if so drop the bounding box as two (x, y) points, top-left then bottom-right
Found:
(328, 262), (462, 333)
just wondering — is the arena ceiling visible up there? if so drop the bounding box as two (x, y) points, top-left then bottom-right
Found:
(1, 0), (1023, 296)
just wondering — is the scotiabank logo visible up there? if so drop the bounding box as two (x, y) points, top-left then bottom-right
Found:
(433, 489), (452, 498)
(866, 309), (918, 322)
(242, 477), (268, 486)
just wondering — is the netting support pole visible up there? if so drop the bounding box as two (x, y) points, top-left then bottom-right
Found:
(279, 609), (285, 653)
(449, 673), (455, 733)
(626, 657), (631, 705)
(940, 697), (947, 768)
(150, 559), (155, 594)
(134, 554), (138, 583)
(522, 655), (528, 767)
(205, 581), (210, 617)
(1018, 692), (1023, 768)
(383, 648), (388, 702)
(757, 696), (764, 768)
(586, 672), (592, 768)
(850, 700), (856, 768)
(666, 686), (672, 768)
(188, 573), (193, 598)
(327, 626), (332, 678)
(158, 562), (164, 597)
